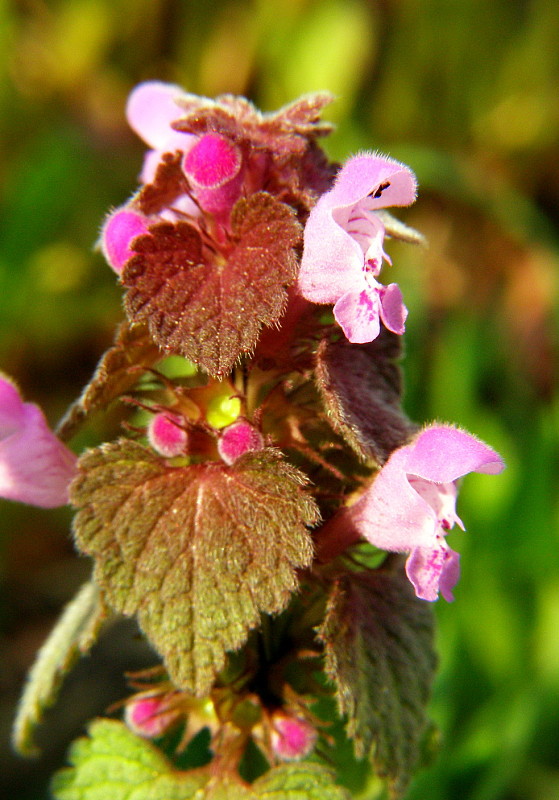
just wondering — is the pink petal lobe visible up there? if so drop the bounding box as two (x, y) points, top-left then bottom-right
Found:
(126, 81), (188, 149)
(406, 544), (460, 602)
(406, 425), (506, 484)
(333, 287), (381, 343)
(378, 282), (408, 335)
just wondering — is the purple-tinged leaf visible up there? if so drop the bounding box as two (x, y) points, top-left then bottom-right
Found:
(315, 330), (415, 464)
(317, 567), (437, 798)
(71, 440), (317, 695)
(123, 193), (302, 378)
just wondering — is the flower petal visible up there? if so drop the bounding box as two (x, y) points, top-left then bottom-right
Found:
(0, 388), (76, 508)
(333, 287), (381, 343)
(348, 445), (438, 552)
(406, 425), (505, 483)
(126, 81), (189, 149)
(298, 196), (364, 303)
(406, 544), (460, 602)
(324, 152), (417, 211)
(379, 282), (408, 335)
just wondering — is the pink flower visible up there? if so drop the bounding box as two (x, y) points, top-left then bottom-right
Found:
(0, 374), (77, 508)
(346, 425), (505, 601)
(126, 81), (198, 184)
(298, 152), (417, 343)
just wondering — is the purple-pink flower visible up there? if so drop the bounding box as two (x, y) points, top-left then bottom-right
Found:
(298, 152), (417, 343)
(0, 374), (77, 508)
(346, 425), (505, 601)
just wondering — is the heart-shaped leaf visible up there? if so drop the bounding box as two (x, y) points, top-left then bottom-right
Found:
(123, 193), (302, 378)
(71, 441), (318, 695)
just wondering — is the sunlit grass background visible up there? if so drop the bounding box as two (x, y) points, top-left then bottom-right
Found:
(0, 1), (557, 798)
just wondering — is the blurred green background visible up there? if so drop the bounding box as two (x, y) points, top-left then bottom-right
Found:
(0, 1), (557, 798)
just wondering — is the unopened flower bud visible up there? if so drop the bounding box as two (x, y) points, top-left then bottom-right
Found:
(124, 695), (178, 739)
(147, 412), (188, 458)
(270, 712), (317, 761)
(183, 133), (243, 218)
(217, 419), (264, 465)
(101, 208), (149, 274)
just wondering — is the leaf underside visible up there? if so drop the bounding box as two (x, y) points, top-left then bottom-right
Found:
(12, 581), (107, 756)
(71, 440), (318, 695)
(315, 330), (414, 464)
(123, 192), (302, 378)
(317, 568), (437, 798)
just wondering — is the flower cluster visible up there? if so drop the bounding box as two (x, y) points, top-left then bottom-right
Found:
(5, 81), (505, 796)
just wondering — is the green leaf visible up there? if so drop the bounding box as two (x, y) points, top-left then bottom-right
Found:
(56, 321), (161, 442)
(12, 581), (107, 755)
(51, 719), (208, 800)
(315, 330), (414, 464)
(317, 567), (437, 798)
(52, 720), (351, 800)
(71, 440), (318, 695)
(123, 193), (302, 378)
(253, 762), (352, 800)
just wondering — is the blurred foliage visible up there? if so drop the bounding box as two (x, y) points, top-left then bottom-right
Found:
(0, 0), (557, 798)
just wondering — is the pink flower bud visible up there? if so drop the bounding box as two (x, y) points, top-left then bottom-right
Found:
(183, 133), (243, 219)
(183, 133), (241, 188)
(101, 208), (149, 274)
(217, 420), (264, 465)
(147, 412), (188, 458)
(124, 695), (178, 739)
(270, 712), (317, 761)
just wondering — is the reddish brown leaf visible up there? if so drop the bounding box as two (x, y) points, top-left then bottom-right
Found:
(123, 193), (302, 378)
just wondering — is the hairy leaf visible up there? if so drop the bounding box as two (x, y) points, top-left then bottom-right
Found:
(137, 151), (190, 216)
(71, 440), (318, 695)
(173, 92), (334, 156)
(317, 568), (437, 798)
(13, 582), (107, 755)
(52, 719), (350, 800)
(253, 762), (352, 800)
(315, 331), (415, 464)
(51, 719), (208, 800)
(123, 193), (302, 378)
(56, 322), (160, 442)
